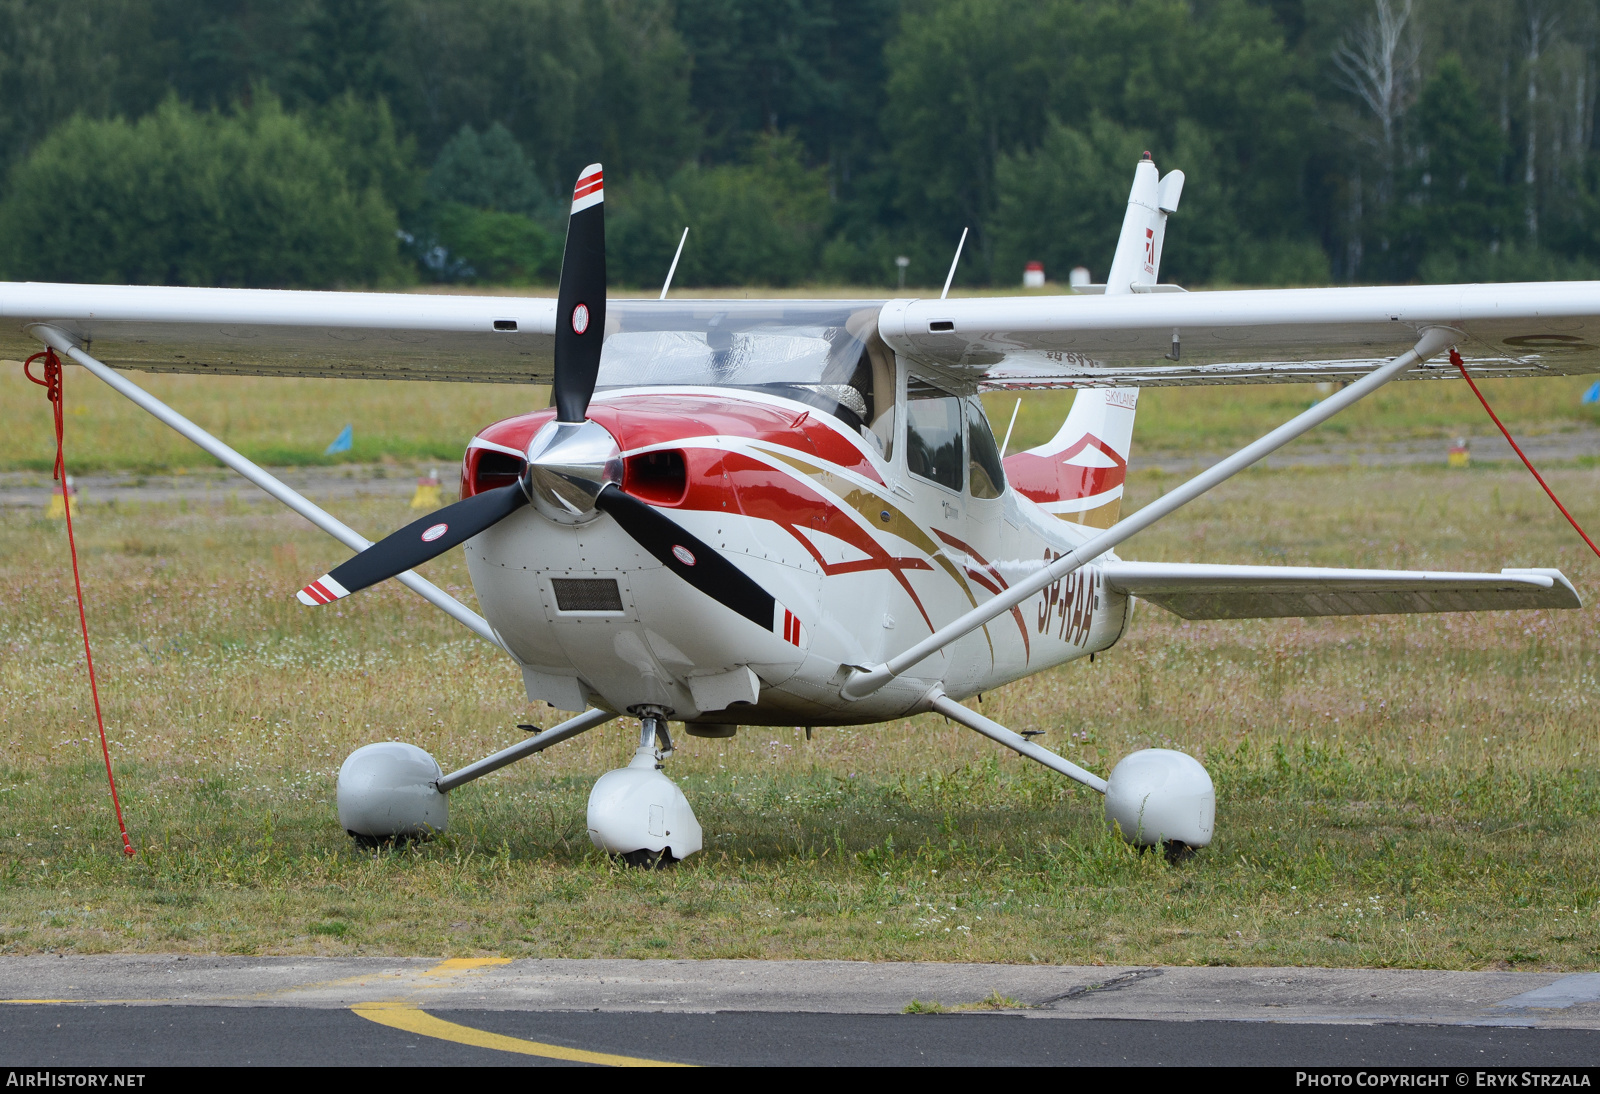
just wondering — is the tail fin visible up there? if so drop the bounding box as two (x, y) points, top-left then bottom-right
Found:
(1004, 389), (1138, 528)
(1004, 153), (1180, 527)
(1104, 151), (1183, 293)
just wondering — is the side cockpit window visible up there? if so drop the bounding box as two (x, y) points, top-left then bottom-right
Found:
(965, 399), (1006, 499)
(905, 378), (963, 491)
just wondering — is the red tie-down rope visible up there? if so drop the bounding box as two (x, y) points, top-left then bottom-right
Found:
(1450, 346), (1600, 561)
(24, 349), (136, 856)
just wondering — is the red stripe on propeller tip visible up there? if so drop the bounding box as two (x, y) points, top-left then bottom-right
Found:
(297, 577), (347, 605)
(574, 178), (603, 199)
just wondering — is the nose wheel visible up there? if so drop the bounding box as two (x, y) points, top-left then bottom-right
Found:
(586, 707), (703, 865)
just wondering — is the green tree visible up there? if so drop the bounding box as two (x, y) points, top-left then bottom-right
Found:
(142, 0), (298, 110)
(429, 204), (560, 284)
(291, 0), (396, 106)
(884, 0), (1321, 285)
(992, 114), (1153, 286)
(387, 0), (696, 187)
(0, 0), (172, 176)
(673, 0), (897, 196)
(610, 132), (830, 286)
(312, 91), (425, 221)
(419, 123), (560, 284)
(1397, 55), (1513, 281)
(0, 97), (406, 287)
(428, 123), (552, 215)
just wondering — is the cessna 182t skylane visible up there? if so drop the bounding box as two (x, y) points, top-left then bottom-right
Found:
(7, 156), (1593, 862)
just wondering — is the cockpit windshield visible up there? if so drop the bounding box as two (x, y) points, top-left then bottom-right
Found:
(599, 300), (883, 388)
(598, 299), (895, 454)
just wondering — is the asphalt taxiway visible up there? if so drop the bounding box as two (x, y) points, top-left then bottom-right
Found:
(3, 957), (1599, 1067)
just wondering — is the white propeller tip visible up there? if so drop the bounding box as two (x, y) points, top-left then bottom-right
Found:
(571, 164), (604, 214)
(297, 575), (350, 606)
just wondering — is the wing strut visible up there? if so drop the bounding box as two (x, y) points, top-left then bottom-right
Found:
(29, 325), (510, 654)
(841, 325), (1457, 700)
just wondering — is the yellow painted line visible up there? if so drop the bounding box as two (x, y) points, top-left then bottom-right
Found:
(0, 999), (83, 1004)
(422, 957), (512, 976)
(351, 1001), (690, 1067)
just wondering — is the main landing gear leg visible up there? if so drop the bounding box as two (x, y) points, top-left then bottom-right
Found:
(586, 706), (703, 867)
(930, 692), (1214, 857)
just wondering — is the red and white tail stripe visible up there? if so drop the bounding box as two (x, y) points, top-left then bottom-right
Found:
(297, 574), (351, 606)
(775, 605), (807, 648)
(571, 163), (604, 214)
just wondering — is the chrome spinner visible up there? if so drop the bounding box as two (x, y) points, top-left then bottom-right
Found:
(521, 418), (623, 524)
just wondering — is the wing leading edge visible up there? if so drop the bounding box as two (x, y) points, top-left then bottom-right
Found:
(1102, 562), (1581, 619)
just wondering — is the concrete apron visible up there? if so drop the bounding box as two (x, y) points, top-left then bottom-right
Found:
(2, 957), (1598, 1029)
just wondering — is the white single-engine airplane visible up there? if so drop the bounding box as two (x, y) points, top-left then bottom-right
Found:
(7, 156), (1594, 862)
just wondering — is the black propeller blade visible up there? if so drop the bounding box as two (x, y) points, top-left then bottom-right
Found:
(552, 163), (606, 423)
(299, 162), (611, 608)
(594, 484), (776, 632)
(297, 484), (526, 605)
(299, 160), (792, 647)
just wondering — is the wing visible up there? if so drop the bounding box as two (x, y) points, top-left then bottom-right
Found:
(0, 282), (894, 385)
(10, 278), (1600, 389)
(877, 282), (1600, 388)
(0, 282), (560, 383)
(1101, 562), (1581, 619)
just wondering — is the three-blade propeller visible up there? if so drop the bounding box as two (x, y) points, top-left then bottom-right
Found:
(297, 164), (788, 644)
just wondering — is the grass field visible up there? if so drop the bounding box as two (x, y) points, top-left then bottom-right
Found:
(2, 439), (1597, 967)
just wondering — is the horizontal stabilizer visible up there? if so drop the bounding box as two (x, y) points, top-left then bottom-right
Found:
(1102, 562), (1580, 619)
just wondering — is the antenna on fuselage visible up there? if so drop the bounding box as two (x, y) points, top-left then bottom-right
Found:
(659, 227), (689, 299)
(999, 397), (1022, 458)
(940, 227), (968, 300)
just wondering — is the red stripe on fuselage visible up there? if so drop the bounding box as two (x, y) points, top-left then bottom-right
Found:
(714, 450), (934, 629)
(934, 529), (1030, 661)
